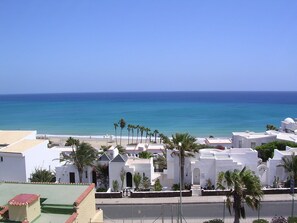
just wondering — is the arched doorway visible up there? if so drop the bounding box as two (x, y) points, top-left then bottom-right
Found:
(126, 172), (132, 188)
(193, 168), (200, 185)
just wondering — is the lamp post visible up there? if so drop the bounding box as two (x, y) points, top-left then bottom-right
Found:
(178, 142), (183, 223)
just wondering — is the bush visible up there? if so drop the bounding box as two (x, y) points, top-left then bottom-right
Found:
(172, 184), (180, 191)
(112, 180), (119, 192)
(203, 219), (224, 223)
(253, 219), (269, 223)
(271, 216), (288, 223)
(154, 179), (162, 191)
(288, 216), (297, 223)
(96, 188), (107, 192)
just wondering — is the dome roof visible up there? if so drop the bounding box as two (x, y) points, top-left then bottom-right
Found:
(284, 117), (295, 124)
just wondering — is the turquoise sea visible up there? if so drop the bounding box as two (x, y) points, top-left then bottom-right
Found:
(0, 92), (296, 137)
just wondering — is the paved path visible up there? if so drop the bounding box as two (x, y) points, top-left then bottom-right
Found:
(97, 194), (295, 223)
(96, 193), (294, 205)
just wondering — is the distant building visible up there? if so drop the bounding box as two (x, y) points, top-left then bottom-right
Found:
(0, 182), (103, 223)
(280, 117), (297, 133)
(232, 131), (276, 148)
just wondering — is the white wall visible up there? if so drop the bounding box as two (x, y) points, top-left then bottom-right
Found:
(25, 141), (61, 181)
(55, 164), (94, 184)
(0, 153), (26, 182)
(232, 134), (276, 148)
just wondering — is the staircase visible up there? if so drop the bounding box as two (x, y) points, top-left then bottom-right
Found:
(191, 184), (201, 196)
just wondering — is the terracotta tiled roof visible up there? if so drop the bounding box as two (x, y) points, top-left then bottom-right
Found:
(0, 206), (8, 215)
(9, 194), (39, 206)
(74, 183), (95, 206)
(65, 212), (78, 223)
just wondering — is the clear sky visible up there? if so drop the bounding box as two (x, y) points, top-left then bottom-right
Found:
(0, 1), (296, 94)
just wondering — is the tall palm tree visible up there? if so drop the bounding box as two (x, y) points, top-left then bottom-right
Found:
(131, 125), (135, 144)
(127, 124), (132, 144)
(163, 133), (199, 189)
(136, 125), (140, 143)
(65, 137), (80, 148)
(153, 129), (159, 143)
(114, 123), (118, 145)
(140, 126), (145, 143)
(145, 128), (151, 143)
(279, 153), (297, 184)
(61, 142), (98, 183)
(119, 118), (126, 146)
(217, 167), (263, 223)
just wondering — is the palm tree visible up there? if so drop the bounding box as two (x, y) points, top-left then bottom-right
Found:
(217, 167), (263, 223)
(127, 124), (132, 144)
(30, 168), (55, 182)
(136, 125), (140, 143)
(61, 142), (98, 183)
(279, 153), (297, 184)
(163, 133), (199, 189)
(131, 125), (135, 144)
(153, 129), (159, 143)
(140, 126), (145, 143)
(65, 137), (80, 148)
(114, 123), (118, 145)
(138, 151), (153, 159)
(145, 128), (151, 143)
(119, 118), (126, 146)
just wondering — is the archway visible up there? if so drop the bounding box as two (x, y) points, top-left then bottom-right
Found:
(193, 168), (200, 185)
(126, 172), (132, 188)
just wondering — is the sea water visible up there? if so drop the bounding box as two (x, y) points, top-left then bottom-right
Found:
(0, 91), (296, 137)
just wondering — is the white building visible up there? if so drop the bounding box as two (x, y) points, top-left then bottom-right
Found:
(109, 154), (154, 190)
(280, 117), (297, 133)
(163, 147), (259, 189)
(0, 130), (60, 182)
(232, 131), (276, 148)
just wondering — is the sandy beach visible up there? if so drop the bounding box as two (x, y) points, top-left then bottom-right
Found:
(37, 134), (144, 148)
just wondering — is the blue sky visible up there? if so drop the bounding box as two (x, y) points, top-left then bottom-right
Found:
(0, 1), (296, 94)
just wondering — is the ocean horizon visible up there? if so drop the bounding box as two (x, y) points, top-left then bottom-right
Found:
(0, 91), (296, 138)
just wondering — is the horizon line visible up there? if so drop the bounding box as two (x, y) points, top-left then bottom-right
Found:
(1, 90), (297, 96)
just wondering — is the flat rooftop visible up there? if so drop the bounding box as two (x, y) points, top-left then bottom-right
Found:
(0, 139), (46, 154)
(0, 130), (35, 145)
(0, 182), (91, 206)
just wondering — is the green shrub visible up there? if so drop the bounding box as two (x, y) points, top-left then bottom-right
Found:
(252, 219), (269, 223)
(288, 216), (297, 223)
(154, 179), (162, 191)
(172, 184), (180, 191)
(112, 180), (119, 192)
(203, 219), (224, 223)
(271, 216), (288, 223)
(96, 188), (107, 192)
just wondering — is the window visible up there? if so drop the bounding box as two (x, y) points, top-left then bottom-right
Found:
(0, 156), (3, 162)
(251, 142), (256, 149)
(85, 171), (88, 178)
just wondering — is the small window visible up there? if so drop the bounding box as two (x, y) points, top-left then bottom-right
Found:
(251, 142), (256, 149)
(0, 156), (3, 162)
(85, 171), (88, 178)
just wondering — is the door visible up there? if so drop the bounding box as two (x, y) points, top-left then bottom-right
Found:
(126, 172), (132, 188)
(193, 168), (200, 185)
(69, 172), (75, 183)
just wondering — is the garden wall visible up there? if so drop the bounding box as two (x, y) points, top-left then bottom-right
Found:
(130, 190), (192, 198)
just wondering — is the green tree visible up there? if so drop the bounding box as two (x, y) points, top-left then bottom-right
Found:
(95, 164), (109, 189)
(116, 145), (126, 155)
(279, 153), (297, 184)
(133, 172), (142, 191)
(266, 124), (278, 131)
(120, 168), (126, 190)
(114, 123), (118, 145)
(217, 167), (263, 223)
(61, 142), (98, 183)
(140, 126), (145, 143)
(119, 118), (126, 146)
(145, 128), (151, 142)
(142, 176), (151, 190)
(163, 133), (199, 189)
(30, 168), (55, 182)
(153, 129), (159, 143)
(139, 151), (153, 159)
(112, 180), (119, 192)
(154, 179), (163, 191)
(127, 124), (132, 144)
(65, 137), (80, 148)
(256, 141), (297, 162)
